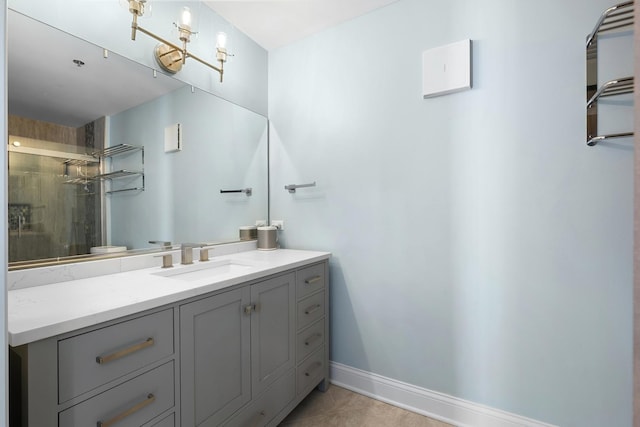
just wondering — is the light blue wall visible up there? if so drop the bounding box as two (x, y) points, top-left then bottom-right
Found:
(9, 0), (268, 115)
(108, 86), (268, 248)
(268, 0), (633, 426)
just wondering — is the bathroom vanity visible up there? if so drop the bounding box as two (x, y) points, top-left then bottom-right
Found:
(8, 248), (330, 427)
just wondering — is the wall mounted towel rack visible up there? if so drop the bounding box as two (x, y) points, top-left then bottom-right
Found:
(220, 188), (252, 196)
(586, 1), (633, 49)
(586, 1), (634, 147)
(285, 182), (316, 193)
(96, 144), (144, 194)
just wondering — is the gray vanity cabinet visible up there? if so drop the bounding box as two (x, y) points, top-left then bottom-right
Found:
(295, 263), (329, 396)
(224, 262), (329, 427)
(180, 272), (296, 427)
(250, 272), (296, 396)
(10, 308), (178, 427)
(9, 258), (329, 427)
(179, 286), (252, 427)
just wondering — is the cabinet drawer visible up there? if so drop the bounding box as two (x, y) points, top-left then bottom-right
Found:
(297, 319), (325, 363)
(146, 412), (174, 427)
(296, 346), (325, 395)
(59, 309), (174, 403)
(297, 291), (325, 331)
(59, 361), (175, 427)
(223, 370), (295, 427)
(296, 263), (325, 299)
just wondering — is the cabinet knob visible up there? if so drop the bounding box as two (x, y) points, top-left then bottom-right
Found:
(243, 304), (256, 315)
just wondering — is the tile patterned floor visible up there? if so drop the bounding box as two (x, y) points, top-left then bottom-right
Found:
(279, 384), (454, 426)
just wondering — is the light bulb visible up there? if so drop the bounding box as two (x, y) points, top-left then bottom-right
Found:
(179, 7), (192, 31)
(216, 32), (228, 49)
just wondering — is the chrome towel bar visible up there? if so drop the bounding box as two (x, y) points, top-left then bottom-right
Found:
(285, 182), (316, 193)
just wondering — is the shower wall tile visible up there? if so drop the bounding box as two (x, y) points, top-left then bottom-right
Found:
(8, 115), (78, 146)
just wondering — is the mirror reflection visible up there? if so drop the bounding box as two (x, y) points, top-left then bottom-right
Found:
(7, 10), (268, 266)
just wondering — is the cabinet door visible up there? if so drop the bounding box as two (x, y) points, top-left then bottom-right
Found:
(251, 273), (296, 396)
(180, 287), (251, 427)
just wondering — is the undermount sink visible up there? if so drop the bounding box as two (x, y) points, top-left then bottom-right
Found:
(153, 259), (254, 282)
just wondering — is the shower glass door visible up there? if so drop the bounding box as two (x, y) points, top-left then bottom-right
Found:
(8, 138), (102, 263)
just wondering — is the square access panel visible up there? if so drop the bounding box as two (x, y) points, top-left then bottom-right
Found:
(422, 39), (472, 98)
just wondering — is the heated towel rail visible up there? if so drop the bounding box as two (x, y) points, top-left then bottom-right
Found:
(586, 1), (634, 147)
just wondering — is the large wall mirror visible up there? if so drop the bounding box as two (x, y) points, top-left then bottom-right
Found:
(7, 10), (268, 268)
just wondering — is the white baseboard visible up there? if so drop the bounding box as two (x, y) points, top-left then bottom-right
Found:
(329, 362), (557, 427)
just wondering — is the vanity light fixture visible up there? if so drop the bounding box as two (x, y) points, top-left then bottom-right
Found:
(126, 0), (229, 82)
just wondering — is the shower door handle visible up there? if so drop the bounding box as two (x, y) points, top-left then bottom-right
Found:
(18, 214), (24, 238)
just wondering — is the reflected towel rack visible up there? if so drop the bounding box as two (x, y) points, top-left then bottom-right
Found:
(91, 144), (145, 193)
(92, 144), (143, 158)
(220, 188), (252, 196)
(285, 182), (316, 193)
(93, 170), (145, 194)
(586, 1), (634, 147)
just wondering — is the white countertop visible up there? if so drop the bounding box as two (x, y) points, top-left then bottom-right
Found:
(8, 249), (330, 347)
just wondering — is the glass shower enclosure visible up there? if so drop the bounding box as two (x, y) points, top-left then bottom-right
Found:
(8, 136), (102, 263)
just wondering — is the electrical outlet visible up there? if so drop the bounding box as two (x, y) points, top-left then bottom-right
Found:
(272, 220), (284, 230)
(255, 219), (267, 227)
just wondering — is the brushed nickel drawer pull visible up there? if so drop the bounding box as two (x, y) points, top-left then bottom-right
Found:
(304, 333), (322, 346)
(304, 362), (322, 377)
(304, 304), (322, 315)
(96, 337), (154, 365)
(97, 393), (155, 427)
(304, 276), (322, 285)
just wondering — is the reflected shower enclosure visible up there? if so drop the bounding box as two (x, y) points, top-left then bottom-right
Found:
(8, 122), (103, 262)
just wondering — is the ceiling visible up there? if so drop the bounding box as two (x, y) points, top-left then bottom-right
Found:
(204, 0), (400, 50)
(8, 1), (400, 128)
(8, 11), (184, 128)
